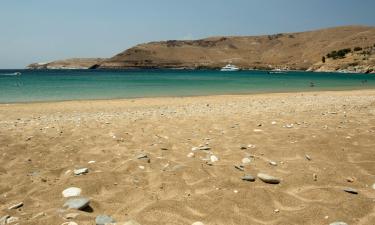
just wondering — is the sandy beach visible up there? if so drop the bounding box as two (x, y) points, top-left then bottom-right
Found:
(1, 90), (375, 225)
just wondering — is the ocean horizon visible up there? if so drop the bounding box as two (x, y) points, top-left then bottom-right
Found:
(0, 69), (375, 103)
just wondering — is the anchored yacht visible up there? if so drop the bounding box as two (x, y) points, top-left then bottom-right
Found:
(220, 64), (240, 72)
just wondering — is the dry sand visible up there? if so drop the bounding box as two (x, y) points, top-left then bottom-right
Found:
(0, 90), (375, 225)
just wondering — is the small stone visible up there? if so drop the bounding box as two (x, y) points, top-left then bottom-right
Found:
(210, 155), (219, 162)
(63, 197), (90, 210)
(240, 145), (247, 150)
(61, 222), (78, 225)
(95, 215), (115, 225)
(253, 129), (263, 132)
(187, 152), (195, 158)
(88, 160), (96, 164)
(271, 121), (277, 125)
(64, 213), (80, 219)
(257, 173), (280, 184)
(192, 222), (204, 225)
(247, 144), (256, 148)
(242, 174), (256, 182)
(313, 173), (318, 181)
(284, 124), (294, 128)
(198, 146), (210, 151)
(346, 177), (354, 183)
(6, 217), (19, 224)
(62, 187), (82, 198)
(74, 168), (88, 176)
(372, 183), (375, 190)
(343, 187), (358, 194)
(305, 154), (312, 161)
(138, 165), (145, 170)
(241, 158), (251, 164)
(269, 161), (277, 166)
(233, 190), (238, 193)
(234, 165), (244, 171)
(329, 222), (348, 225)
(8, 202), (23, 210)
(0, 215), (10, 225)
(191, 147), (199, 151)
(274, 209), (280, 213)
(136, 153), (148, 160)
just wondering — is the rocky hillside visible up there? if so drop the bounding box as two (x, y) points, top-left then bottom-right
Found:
(28, 26), (375, 72)
(27, 58), (104, 69)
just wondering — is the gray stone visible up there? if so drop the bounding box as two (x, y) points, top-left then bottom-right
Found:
(242, 174), (256, 182)
(343, 187), (358, 194)
(95, 215), (115, 225)
(74, 168), (88, 175)
(63, 197), (90, 210)
(257, 173), (280, 184)
(8, 202), (23, 210)
(6, 216), (19, 224)
(62, 187), (82, 198)
(0, 215), (10, 225)
(329, 222), (348, 225)
(136, 153), (148, 159)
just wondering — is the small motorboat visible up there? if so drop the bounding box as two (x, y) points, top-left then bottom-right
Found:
(220, 64), (240, 72)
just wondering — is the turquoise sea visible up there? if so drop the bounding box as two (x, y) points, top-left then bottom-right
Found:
(0, 69), (375, 103)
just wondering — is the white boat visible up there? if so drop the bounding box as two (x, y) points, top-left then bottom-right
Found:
(0, 72), (21, 76)
(220, 64), (240, 72)
(268, 68), (287, 74)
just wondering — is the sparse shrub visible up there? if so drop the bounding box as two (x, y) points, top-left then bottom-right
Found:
(326, 48), (351, 59)
(322, 56), (326, 63)
(354, 46), (362, 51)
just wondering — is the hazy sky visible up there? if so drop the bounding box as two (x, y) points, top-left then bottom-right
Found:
(1, 0), (375, 68)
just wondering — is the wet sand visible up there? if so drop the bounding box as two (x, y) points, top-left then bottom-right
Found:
(0, 90), (375, 225)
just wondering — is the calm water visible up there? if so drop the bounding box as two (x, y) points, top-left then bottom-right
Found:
(0, 69), (374, 103)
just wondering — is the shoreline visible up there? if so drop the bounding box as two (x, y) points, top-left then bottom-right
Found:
(1, 88), (375, 105)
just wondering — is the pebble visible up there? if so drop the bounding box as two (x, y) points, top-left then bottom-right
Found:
(74, 168), (89, 176)
(187, 152), (195, 158)
(241, 157), (251, 164)
(274, 209), (280, 213)
(63, 197), (90, 210)
(240, 145), (247, 150)
(61, 222), (78, 225)
(0, 215), (10, 225)
(62, 187), (82, 198)
(210, 155), (219, 162)
(136, 153), (148, 160)
(242, 174), (256, 182)
(192, 222), (205, 225)
(8, 202), (23, 210)
(95, 215), (115, 225)
(284, 124), (294, 128)
(372, 183), (375, 190)
(139, 165), (145, 170)
(64, 213), (80, 219)
(269, 161), (277, 166)
(198, 146), (211, 150)
(6, 217), (19, 224)
(257, 173), (280, 184)
(253, 129), (263, 132)
(305, 154), (312, 161)
(234, 165), (244, 171)
(191, 147), (199, 151)
(329, 222), (348, 225)
(88, 160), (96, 164)
(313, 173), (318, 181)
(346, 177), (354, 183)
(343, 187), (358, 194)
(247, 144), (256, 148)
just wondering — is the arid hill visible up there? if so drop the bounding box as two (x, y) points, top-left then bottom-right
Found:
(27, 58), (104, 69)
(28, 26), (375, 72)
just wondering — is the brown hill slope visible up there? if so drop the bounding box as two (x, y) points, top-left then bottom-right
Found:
(97, 25), (375, 70)
(28, 26), (375, 71)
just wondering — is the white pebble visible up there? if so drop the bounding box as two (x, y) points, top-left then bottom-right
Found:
(62, 187), (82, 198)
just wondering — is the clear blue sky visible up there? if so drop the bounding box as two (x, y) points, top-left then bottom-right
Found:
(1, 0), (374, 68)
